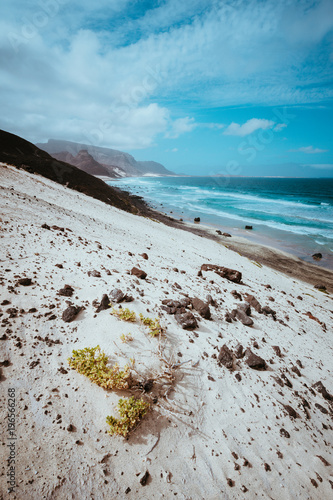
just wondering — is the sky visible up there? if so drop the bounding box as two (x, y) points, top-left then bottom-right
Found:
(1, 0), (333, 176)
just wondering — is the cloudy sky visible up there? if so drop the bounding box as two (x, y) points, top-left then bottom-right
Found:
(1, 0), (333, 175)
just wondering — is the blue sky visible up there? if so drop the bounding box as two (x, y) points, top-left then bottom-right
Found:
(1, 0), (332, 176)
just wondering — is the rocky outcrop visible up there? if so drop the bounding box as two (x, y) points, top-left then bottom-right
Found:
(161, 298), (190, 315)
(191, 297), (211, 319)
(17, 278), (32, 286)
(313, 381), (332, 401)
(58, 285), (74, 297)
(243, 293), (262, 313)
(96, 294), (111, 313)
(87, 270), (101, 278)
(234, 303), (253, 326)
(131, 267), (147, 279)
(262, 306), (276, 320)
(110, 289), (125, 303)
(62, 305), (82, 323)
(201, 264), (242, 284)
(218, 345), (234, 369)
(244, 349), (266, 370)
(175, 311), (198, 330)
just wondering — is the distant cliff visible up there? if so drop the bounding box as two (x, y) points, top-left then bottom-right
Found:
(51, 150), (126, 178)
(0, 129), (150, 214)
(36, 139), (175, 177)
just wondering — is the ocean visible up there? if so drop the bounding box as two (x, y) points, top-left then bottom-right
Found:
(107, 176), (333, 270)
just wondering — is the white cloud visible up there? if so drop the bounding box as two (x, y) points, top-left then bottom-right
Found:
(290, 146), (329, 154)
(304, 164), (333, 170)
(274, 123), (287, 132)
(223, 118), (275, 137)
(0, 1), (333, 148)
(166, 117), (197, 139)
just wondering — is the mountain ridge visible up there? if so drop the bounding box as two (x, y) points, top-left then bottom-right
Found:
(36, 139), (175, 177)
(0, 129), (150, 214)
(51, 150), (126, 178)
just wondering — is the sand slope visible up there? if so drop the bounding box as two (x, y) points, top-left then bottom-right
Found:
(0, 163), (332, 499)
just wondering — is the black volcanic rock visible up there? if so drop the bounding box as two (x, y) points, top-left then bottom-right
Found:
(110, 289), (125, 303)
(62, 305), (82, 323)
(235, 304), (253, 326)
(17, 278), (32, 286)
(58, 285), (74, 297)
(96, 294), (111, 312)
(175, 311), (198, 330)
(243, 293), (262, 313)
(244, 349), (266, 370)
(130, 267), (147, 279)
(313, 381), (332, 401)
(201, 264), (242, 284)
(218, 345), (234, 369)
(191, 297), (211, 319)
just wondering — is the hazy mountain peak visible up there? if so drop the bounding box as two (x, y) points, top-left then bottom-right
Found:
(36, 139), (175, 177)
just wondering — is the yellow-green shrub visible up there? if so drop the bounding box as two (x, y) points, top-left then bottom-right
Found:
(111, 307), (136, 322)
(139, 314), (162, 337)
(106, 397), (150, 437)
(68, 346), (131, 389)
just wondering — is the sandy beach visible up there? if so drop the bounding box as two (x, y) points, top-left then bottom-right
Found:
(1, 163), (333, 499)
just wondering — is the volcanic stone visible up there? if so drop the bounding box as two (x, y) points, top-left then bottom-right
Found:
(87, 270), (101, 277)
(235, 344), (244, 359)
(139, 470), (150, 486)
(201, 264), (242, 284)
(218, 345), (234, 369)
(17, 278), (32, 286)
(272, 345), (282, 357)
(262, 306), (276, 320)
(313, 381), (332, 401)
(175, 311), (198, 330)
(243, 293), (262, 313)
(62, 305), (82, 323)
(244, 349), (266, 370)
(110, 289), (125, 303)
(58, 285), (74, 297)
(191, 297), (211, 319)
(235, 305), (253, 326)
(131, 267), (147, 279)
(96, 294), (111, 312)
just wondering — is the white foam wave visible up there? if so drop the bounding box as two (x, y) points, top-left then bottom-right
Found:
(187, 203), (333, 239)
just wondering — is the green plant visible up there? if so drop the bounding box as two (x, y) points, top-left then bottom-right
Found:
(139, 314), (162, 337)
(106, 396), (150, 437)
(111, 307), (136, 322)
(68, 346), (131, 389)
(120, 333), (134, 343)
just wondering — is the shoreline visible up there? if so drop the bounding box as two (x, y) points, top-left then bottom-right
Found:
(105, 176), (333, 276)
(144, 206), (333, 293)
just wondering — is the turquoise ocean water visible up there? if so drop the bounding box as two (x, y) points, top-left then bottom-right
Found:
(107, 176), (333, 270)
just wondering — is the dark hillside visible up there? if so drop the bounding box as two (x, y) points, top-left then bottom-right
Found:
(0, 130), (147, 214)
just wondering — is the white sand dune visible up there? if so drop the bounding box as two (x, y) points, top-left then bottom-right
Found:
(0, 163), (332, 499)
